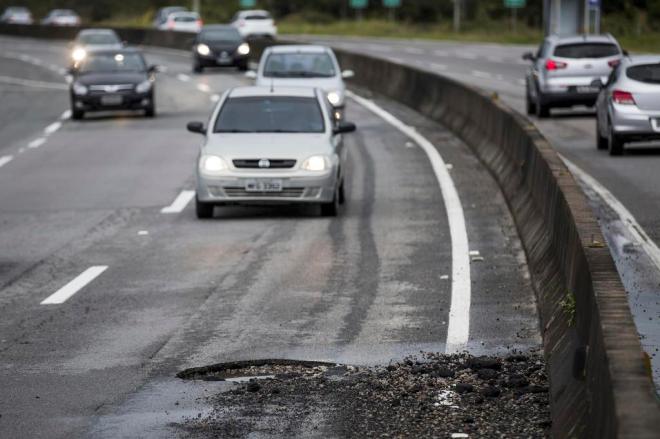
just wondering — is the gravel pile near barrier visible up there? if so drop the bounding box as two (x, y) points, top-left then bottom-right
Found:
(178, 352), (550, 438)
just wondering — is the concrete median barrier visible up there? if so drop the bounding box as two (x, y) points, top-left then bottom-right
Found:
(1, 24), (658, 438)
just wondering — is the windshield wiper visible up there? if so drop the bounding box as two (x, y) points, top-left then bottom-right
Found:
(216, 129), (257, 133)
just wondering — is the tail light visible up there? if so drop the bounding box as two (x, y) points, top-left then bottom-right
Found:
(608, 59), (621, 68)
(197, 19), (203, 27)
(612, 90), (635, 105)
(167, 20), (174, 30)
(545, 59), (567, 71)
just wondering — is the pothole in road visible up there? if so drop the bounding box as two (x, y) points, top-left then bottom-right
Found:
(177, 358), (344, 382)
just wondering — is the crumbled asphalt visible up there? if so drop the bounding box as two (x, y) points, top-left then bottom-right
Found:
(175, 352), (550, 438)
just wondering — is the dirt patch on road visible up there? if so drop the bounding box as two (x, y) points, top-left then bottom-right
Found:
(175, 352), (550, 438)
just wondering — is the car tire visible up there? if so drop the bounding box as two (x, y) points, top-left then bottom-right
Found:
(193, 61), (203, 74)
(338, 181), (346, 205)
(525, 83), (536, 115)
(608, 125), (624, 156)
(320, 190), (339, 217)
(196, 198), (214, 219)
(535, 92), (550, 118)
(596, 118), (608, 150)
(145, 105), (156, 118)
(237, 62), (248, 72)
(71, 108), (84, 120)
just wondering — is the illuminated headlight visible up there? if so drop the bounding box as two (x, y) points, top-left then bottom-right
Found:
(135, 80), (152, 93)
(199, 155), (228, 174)
(301, 155), (329, 172)
(71, 47), (86, 62)
(237, 42), (250, 55)
(197, 43), (211, 56)
(327, 91), (342, 106)
(72, 82), (88, 95)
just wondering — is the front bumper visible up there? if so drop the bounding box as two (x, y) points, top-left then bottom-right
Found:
(612, 105), (660, 141)
(72, 92), (153, 112)
(196, 52), (248, 68)
(196, 172), (338, 205)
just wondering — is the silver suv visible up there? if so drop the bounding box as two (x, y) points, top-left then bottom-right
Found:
(595, 56), (660, 155)
(523, 34), (623, 118)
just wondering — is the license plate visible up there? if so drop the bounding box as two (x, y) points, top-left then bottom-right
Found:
(245, 180), (283, 192)
(575, 86), (598, 93)
(101, 95), (122, 106)
(217, 57), (232, 65)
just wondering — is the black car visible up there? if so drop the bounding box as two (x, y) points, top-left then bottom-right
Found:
(192, 25), (250, 73)
(69, 49), (159, 119)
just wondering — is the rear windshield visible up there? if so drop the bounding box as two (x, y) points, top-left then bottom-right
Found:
(245, 14), (270, 20)
(627, 64), (660, 84)
(214, 97), (325, 133)
(52, 10), (76, 17)
(79, 53), (146, 73)
(263, 52), (335, 78)
(201, 29), (241, 42)
(174, 14), (198, 22)
(80, 33), (120, 45)
(554, 43), (619, 59)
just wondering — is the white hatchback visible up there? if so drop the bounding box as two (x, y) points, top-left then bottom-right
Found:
(250, 45), (354, 120)
(159, 11), (202, 33)
(231, 10), (277, 39)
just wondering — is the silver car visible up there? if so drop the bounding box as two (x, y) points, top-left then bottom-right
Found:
(70, 29), (123, 64)
(249, 45), (354, 120)
(523, 34), (623, 118)
(187, 86), (357, 218)
(595, 56), (660, 155)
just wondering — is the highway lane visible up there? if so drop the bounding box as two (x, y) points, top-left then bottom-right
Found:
(0, 36), (540, 437)
(292, 34), (660, 391)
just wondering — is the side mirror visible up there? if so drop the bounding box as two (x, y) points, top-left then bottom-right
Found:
(522, 52), (535, 62)
(341, 70), (355, 79)
(187, 121), (206, 135)
(590, 78), (604, 89)
(622, 49), (629, 57)
(333, 121), (356, 135)
(245, 70), (257, 80)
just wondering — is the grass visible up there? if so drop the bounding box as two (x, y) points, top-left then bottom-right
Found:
(279, 18), (660, 53)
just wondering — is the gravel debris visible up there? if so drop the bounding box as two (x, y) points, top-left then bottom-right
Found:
(176, 352), (550, 438)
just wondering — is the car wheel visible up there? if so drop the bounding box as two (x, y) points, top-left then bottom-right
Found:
(193, 61), (203, 74)
(237, 62), (248, 72)
(596, 118), (608, 150)
(71, 108), (84, 120)
(535, 91), (550, 118)
(196, 198), (214, 219)
(608, 125), (624, 156)
(525, 84), (536, 115)
(145, 105), (156, 118)
(320, 189), (339, 217)
(338, 181), (346, 205)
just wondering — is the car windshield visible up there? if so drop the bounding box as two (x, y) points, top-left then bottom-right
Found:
(78, 53), (145, 73)
(201, 29), (241, 42)
(553, 43), (619, 59)
(263, 53), (335, 78)
(80, 33), (120, 45)
(214, 97), (325, 133)
(627, 64), (660, 84)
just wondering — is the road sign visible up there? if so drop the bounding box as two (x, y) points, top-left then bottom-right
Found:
(351, 0), (368, 9)
(383, 0), (401, 7)
(504, 0), (525, 8)
(240, 0), (257, 8)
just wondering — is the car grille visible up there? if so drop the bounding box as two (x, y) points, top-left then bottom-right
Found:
(232, 159), (297, 169)
(223, 187), (305, 198)
(88, 84), (135, 95)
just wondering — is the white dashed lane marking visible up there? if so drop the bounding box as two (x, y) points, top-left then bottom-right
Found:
(0, 155), (14, 168)
(161, 190), (196, 214)
(40, 266), (108, 305)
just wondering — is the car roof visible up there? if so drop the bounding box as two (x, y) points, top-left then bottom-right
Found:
(268, 45), (329, 54)
(238, 10), (270, 16)
(546, 34), (618, 45)
(228, 86), (318, 99)
(87, 47), (142, 55)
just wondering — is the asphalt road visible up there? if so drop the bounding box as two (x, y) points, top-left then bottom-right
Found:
(0, 36), (540, 438)
(291, 34), (660, 392)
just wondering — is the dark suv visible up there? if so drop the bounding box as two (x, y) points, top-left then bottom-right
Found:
(192, 25), (250, 73)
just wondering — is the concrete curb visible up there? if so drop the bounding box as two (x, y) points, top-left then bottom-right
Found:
(1, 23), (658, 438)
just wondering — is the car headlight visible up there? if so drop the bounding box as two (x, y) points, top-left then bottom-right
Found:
(135, 80), (152, 93)
(327, 91), (342, 106)
(199, 155), (228, 175)
(301, 155), (329, 172)
(71, 47), (86, 62)
(72, 82), (88, 96)
(197, 43), (211, 56)
(237, 42), (250, 55)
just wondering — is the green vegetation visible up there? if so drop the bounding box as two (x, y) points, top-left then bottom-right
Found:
(560, 291), (577, 327)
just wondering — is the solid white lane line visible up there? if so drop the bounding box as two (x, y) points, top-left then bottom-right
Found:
(347, 90), (471, 353)
(197, 83), (211, 93)
(0, 155), (14, 168)
(177, 73), (191, 82)
(0, 75), (68, 90)
(28, 138), (46, 149)
(40, 266), (108, 305)
(44, 121), (62, 135)
(562, 156), (660, 272)
(161, 190), (196, 214)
